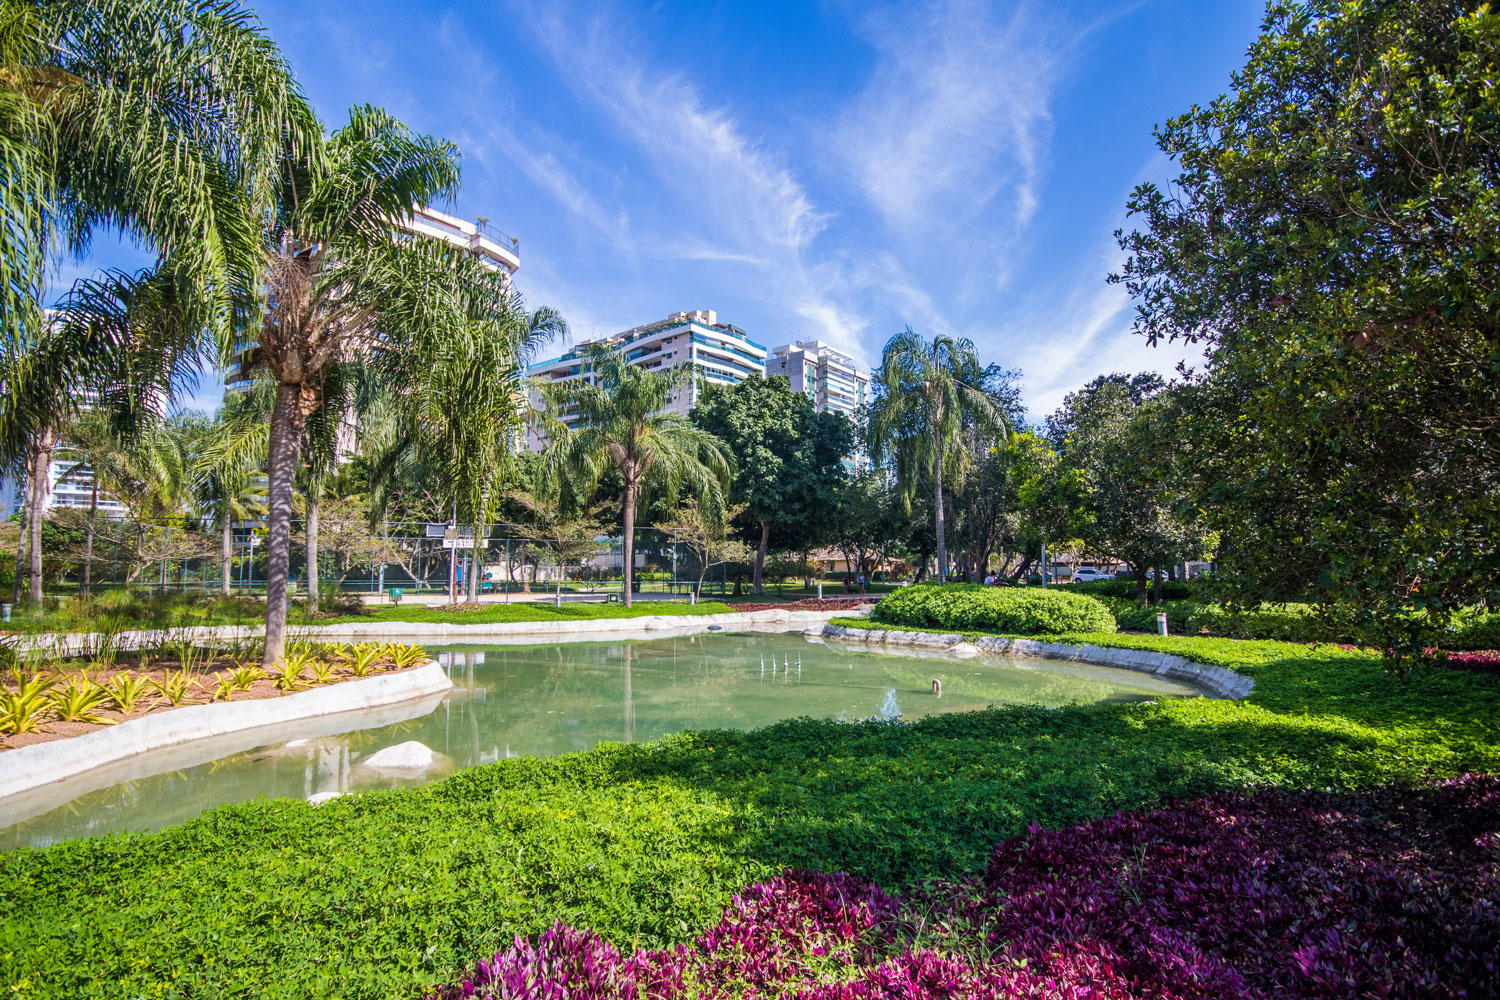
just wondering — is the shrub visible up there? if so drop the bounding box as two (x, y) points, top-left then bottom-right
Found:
(1182, 603), (1364, 644)
(1101, 597), (1198, 633)
(1452, 612), (1500, 652)
(874, 584), (1115, 634)
(432, 776), (1500, 1000)
(1069, 578), (1193, 601)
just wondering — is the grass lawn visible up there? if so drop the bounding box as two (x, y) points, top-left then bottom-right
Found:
(3, 632), (1497, 998)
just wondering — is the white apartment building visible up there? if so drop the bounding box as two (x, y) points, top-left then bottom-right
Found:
(765, 340), (869, 422)
(526, 309), (767, 451)
(227, 205), (519, 390)
(398, 205), (520, 279)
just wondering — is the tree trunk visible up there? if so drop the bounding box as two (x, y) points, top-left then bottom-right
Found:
(1132, 562), (1148, 604)
(467, 525), (482, 603)
(1152, 564), (1163, 604)
(27, 431), (55, 603)
(932, 443), (947, 585)
(220, 519), (233, 596)
(1011, 554), (1034, 581)
(263, 384), (306, 668)
(12, 489), (27, 605)
(305, 489), (320, 613)
(621, 480), (638, 608)
(80, 479), (97, 599)
(752, 520), (769, 595)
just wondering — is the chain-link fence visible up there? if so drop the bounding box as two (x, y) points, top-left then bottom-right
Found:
(25, 516), (738, 600)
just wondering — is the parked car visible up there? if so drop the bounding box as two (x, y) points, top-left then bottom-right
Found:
(1070, 566), (1113, 584)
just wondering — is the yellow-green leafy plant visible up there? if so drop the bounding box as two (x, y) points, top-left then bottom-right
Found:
(210, 664), (265, 702)
(106, 673), (157, 715)
(307, 658), (339, 684)
(151, 671), (200, 708)
(382, 643), (428, 669)
(49, 677), (113, 724)
(273, 650), (316, 693)
(0, 671), (57, 736)
(336, 643), (383, 677)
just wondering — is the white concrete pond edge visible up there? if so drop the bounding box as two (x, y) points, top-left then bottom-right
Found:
(820, 623), (1255, 700)
(17, 606), (867, 656)
(0, 663), (453, 804)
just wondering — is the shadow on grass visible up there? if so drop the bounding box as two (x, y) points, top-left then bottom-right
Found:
(3, 644), (1499, 1000)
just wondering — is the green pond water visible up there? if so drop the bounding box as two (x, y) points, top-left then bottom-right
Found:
(1, 631), (1200, 850)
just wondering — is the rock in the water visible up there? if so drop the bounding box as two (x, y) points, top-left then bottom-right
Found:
(362, 740), (437, 771)
(949, 642), (982, 657)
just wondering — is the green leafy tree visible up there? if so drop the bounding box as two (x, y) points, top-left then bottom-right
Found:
(1114, 0), (1500, 656)
(1049, 375), (1209, 601)
(869, 328), (1007, 582)
(537, 345), (732, 607)
(691, 375), (850, 593)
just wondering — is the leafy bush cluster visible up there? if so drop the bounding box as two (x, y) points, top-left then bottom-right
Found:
(1069, 578), (1193, 601)
(874, 584), (1116, 634)
(431, 775), (1500, 999)
(1452, 612), (1500, 652)
(1100, 600), (1500, 651)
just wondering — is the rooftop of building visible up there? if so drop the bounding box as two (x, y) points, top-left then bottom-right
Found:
(530, 310), (766, 372)
(768, 339), (862, 368)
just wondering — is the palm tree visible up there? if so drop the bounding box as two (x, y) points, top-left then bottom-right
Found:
(0, 0), (313, 357)
(367, 303), (566, 603)
(537, 345), (732, 607)
(250, 105), (514, 664)
(869, 328), (1006, 583)
(0, 1), (309, 601)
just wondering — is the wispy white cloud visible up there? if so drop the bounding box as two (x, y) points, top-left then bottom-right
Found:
(513, 4), (869, 352)
(832, 0), (1059, 248)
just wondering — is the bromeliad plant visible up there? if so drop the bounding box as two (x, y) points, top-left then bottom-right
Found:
(0, 670), (57, 736)
(151, 670), (201, 708)
(336, 642), (384, 677)
(382, 642), (428, 670)
(105, 673), (156, 715)
(272, 651), (316, 693)
(49, 677), (113, 724)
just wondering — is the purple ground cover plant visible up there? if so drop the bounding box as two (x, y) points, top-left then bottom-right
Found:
(432, 776), (1500, 999)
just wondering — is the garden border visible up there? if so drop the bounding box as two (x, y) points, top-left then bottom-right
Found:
(821, 623), (1255, 699)
(0, 663), (453, 803)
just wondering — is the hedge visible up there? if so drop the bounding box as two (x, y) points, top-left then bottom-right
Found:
(1068, 578), (1194, 601)
(873, 584), (1116, 634)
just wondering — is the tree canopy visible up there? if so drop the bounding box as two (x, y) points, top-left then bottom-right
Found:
(1114, 0), (1500, 653)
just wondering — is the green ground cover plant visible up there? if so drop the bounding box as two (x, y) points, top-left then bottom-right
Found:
(4, 630), (1498, 998)
(874, 583), (1115, 634)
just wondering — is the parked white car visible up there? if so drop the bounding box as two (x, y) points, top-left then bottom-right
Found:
(1070, 567), (1113, 584)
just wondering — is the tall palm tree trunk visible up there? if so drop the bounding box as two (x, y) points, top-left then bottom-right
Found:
(13, 493), (27, 605)
(467, 525), (482, 603)
(305, 490), (320, 613)
(81, 480), (97, 598)
(263, 385), (307, 668)
(220, 519), (233, 595)
(752, 521), (769, 595)
(932, 440), (948, 585)
(621, 481), (638, 608)
(27, 429), (55, 603)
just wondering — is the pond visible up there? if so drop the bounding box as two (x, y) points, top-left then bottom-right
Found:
(0, 630), (1201, 850)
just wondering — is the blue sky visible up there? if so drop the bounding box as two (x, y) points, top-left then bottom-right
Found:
(66, 0), (1266, 420)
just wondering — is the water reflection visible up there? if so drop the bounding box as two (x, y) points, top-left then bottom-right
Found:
(2, 631), (1201, 850)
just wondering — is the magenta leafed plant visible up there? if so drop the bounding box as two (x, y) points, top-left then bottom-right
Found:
(1445, 650), (1500, 674)
(431, 776), (1500, 999)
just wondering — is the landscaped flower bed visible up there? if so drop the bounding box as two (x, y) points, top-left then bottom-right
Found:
(0, 639), (429, 748)
(431, 775), (1500, 999)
